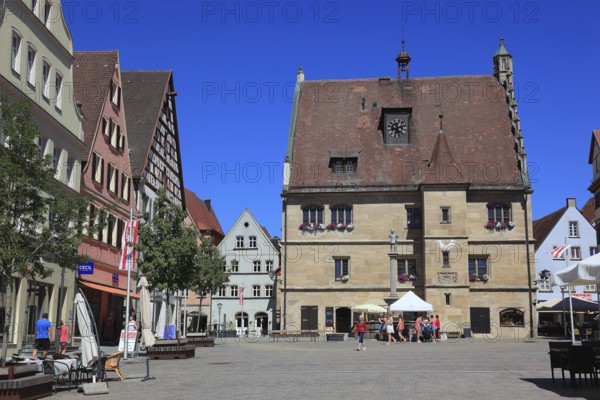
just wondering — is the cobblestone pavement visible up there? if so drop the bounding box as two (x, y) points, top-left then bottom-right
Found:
(53, 337), (598, 400)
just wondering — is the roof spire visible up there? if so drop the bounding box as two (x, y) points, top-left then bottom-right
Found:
(493, 32), (511, 58)
(396, 30), (411, 79)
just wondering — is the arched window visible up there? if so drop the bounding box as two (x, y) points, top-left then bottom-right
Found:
(331, 205), (352, 225)
(302, 205), (323, 225)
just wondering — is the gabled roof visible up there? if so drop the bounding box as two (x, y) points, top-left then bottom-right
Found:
(423, 131), (467, 184)
(581, 197), (595, 226)
(532, 206), (567, 251)
(73, 51), (119, 160)
(219, 209), (279, 255)
(121, 70), (171, 176)
(184, 188), (224, 237)
(289, 75), (522, 190)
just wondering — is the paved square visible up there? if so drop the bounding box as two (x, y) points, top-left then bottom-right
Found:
(55, 337), (598, 399)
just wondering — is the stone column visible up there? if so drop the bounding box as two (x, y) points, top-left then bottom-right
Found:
(389, 253), (398, 298)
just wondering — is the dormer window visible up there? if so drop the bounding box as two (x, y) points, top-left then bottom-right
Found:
(329, 157), (357, 174)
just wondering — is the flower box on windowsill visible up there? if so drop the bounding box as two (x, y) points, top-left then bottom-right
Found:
(397, 274), (417, 283)
(469, 274), (490, 283)
(484, 221), (515, 231)
(338, 275), (349, 282)
(298, 223), (326, 233)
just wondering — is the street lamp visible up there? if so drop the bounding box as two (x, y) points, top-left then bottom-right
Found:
(217, 303), (222, 338)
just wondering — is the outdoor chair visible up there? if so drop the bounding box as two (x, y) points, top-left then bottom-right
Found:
(103, 351), (125, 381)
(561, 345), (598, 387)
(42, 359), (75, 393)
(548, 341), (571, 383)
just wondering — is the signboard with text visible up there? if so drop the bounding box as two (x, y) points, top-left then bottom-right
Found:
(77, 262), (94, 275)
(572, 293), (594, 302)
(117, 329), (137, 352)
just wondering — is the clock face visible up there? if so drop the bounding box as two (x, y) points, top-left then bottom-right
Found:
(387, 118), (407, 137)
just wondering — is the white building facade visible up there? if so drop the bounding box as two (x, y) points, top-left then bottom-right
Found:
(215, 210), (279, 336)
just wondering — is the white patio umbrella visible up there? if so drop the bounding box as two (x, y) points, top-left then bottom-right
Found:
(137, 277), (156, 348)
(74, 292), (99, 367)
(351, 304), (388, 314)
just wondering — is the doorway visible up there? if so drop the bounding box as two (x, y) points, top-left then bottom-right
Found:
(470, 307), (491, 334)
(335, 307), (352, 333)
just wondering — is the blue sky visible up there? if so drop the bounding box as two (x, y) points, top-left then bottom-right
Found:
(67, 0), (600, 236)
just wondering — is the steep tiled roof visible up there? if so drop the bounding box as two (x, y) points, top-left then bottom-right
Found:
(184, 188), (224, 238)
(581, 197), (595, 226)
(289, 76), (522, 190)
(532, 206), (567, 251)
(423, 131), (467, 184)
(73, 51), (118, 160)
(588, 130), (600, 163)
(121, 70), (171, 176)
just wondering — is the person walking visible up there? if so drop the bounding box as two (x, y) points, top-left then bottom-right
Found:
(352, 316), (368, 351)
(31, 313), (52, 359)
(386, 314), (397, 345)
(58, 321), (71, 354)
(415, 313), (423, 343)
(396, 315), (406, 342)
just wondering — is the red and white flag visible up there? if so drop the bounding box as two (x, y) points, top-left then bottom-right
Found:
(119, 220), (140, 271)
(239, 286), (245, 306)
(549, 245), (571, 258)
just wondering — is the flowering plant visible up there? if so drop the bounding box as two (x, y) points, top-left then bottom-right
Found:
(346, 223), (354, 231)
(469, 274), (478, 282)
(299, 223), (324, 232)
(339, 274), (349, 281)
(484, 221), (515, 231)
(326, 223), (337, 230)
(398, 274), (410, 282)
(336, 223), (347, 230)
(470, 274), (489, 282)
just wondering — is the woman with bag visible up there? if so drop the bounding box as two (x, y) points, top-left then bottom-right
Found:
(386, 314), (396, 345)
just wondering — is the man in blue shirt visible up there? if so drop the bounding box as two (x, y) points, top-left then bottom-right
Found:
(32, 313), (52, 359)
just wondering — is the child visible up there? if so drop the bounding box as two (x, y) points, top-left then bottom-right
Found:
(352, 316), (368, 351)
(59, 321), (70, 355)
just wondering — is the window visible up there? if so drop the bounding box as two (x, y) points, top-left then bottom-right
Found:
(265, 285), (273, 297)
(102, 118), (109, 138)
(487, 203), (511, 223)
(568, 221), (579, 238)
(88, 204), (96, 237)
(334, 160), (343, 173)
(65, 158), (75, 184)
(107, 163), (118, 194)
(253, 285), (260, 297)
(27, 46), (36, 85)
(43, 1), (52, 26)
(442, 252), (450, 268)
(253, 261), (261, 272)
(441, 207), (450, 224)
(407, 207), (421, 228)
(468, 257), (488, 277)
(55, 72), (63, 109)
(116, 219), (124, 248)
(331, 205), (352, 225)
(397, 258), (417, 276)
(538, 280), (551, 292)
(98, 211), (107, 243)
(11, 32), (22, 74)
(591, 247), (597, 257)
(42, 61), (50, 99)
(110, 120), (120, 148)
(303, 205), (323, 225)
(248, 236), (257, 248)
(31, 0), (38, 15)
(584, 284), (597, 292)
(266, 260), (273, 272)
(217, 287), (226, 297)
(330, 157), (357, 173)
(334, 258), (349, 280)
(222, 261), (227, 272)
(52, 145), (61, 175)
(230, 285), (238, 297)
(121, 173), (130, 201)
(110, 80), (121, 107)
(345, 160), (354, 172)
(92, 152), (104, 184)
(570, 246), (581, 260)
(236, 236), (244, 248)
(37, 136), (47, 156)
(107, 215), (116, 247)
(444, 293), (452, 306)
(230, 260), (239, 272)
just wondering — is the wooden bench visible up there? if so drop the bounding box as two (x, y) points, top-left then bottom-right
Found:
(444, 331), (461, 340)
(147, 340), (196, 360)
(0, 364), (54, 400)
(186, 337), (215, 347)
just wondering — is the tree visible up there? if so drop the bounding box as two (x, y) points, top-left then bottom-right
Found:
(189, 236), (229, 331)
(0, 100), (88, 364)
(137, 188), (198, 338)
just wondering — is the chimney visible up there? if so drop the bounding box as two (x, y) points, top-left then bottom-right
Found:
(204, 199), (211, 212)
(566, 198), (577, 208)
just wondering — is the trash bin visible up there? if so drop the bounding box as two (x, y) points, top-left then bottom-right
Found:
(463, 328), (471, 338)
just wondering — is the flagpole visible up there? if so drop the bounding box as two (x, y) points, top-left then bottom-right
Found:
(241, 283), (244, 337)
(565, 237), (576, 344)
(124, 208), (133, 359)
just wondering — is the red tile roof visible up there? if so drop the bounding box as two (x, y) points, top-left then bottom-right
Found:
(73, 51), (119, 160)
(581, 197), (595, 226)
(184, 188), (224, 241)
(532, 206), (567, 251)
(289, 76), (523, 190)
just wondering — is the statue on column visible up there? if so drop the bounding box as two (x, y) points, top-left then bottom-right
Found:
(389, 230), (397, 253)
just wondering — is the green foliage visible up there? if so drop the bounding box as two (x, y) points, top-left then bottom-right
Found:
(190, 235), (229, 296)
(0, 99), (88, 288)
(137, 188), (198, 293)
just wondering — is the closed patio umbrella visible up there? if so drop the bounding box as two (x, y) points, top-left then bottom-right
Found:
(74, 292), (99, 367)
(137, 277), (156, 348)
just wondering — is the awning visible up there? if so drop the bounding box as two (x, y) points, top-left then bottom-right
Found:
(79, 280), (140, 299)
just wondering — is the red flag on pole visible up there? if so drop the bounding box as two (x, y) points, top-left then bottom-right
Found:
(119, 220), (140, 270)
(239, 286), (245, 306)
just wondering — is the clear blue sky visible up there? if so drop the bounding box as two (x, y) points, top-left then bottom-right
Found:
(67, 0), (600, 236)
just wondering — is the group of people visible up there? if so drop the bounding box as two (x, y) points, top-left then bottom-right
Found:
(378, 312), (442, 344)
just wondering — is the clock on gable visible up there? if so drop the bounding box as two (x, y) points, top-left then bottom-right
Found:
(383, 111), (410, 144)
